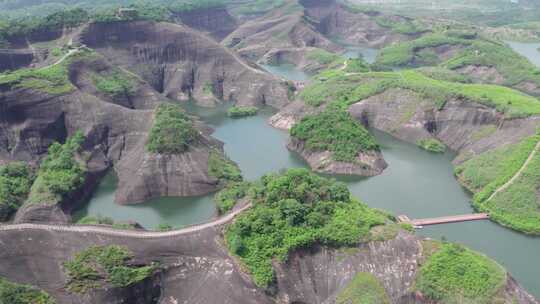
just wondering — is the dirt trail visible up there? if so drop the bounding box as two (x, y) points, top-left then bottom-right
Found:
(486, 140), (540, 202)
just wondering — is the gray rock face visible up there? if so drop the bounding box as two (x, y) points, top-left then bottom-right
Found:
(300, 0), (414, 48)
(223, 5), (342, 61)
(0, 227), (536, 304)
(287, 137), (388, 176)
(114, 134), (222, 204)
(79, 21), (290, 108)
(0, 49), (35, 72)
(348, 88), (540, 163)
(0, 54), (233, 220)
(172, 6), (238, 41)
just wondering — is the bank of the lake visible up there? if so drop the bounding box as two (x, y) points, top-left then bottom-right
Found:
(506, 41), (540, 67)
(77, 62), (540, 298)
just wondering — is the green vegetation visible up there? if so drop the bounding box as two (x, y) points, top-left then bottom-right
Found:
(27, 132), (85, 205)
(227, 106), (258, 118)
(77, 215), (138, 229)
(0, 276), (55, 304)
(374, 31), (540, 91)
(64, 245), (156, 293)
(307, 49), (343, 67)
(374, 33), (468, 68)
(374, 15), (425, 35)
(444, 39), (540, 88)
(93, 71), (136, 98)
(290, 109), (379, 162)
(225, 169), (390, 287)
(0, 8), (89, 44)
(415, 243), (505, 303)
(417, 67), (472, 83)
(456, 131), (540, 234)
(417, 138), (446, 153)
(207, 151), (242, 184)
(156, 223), (173, 231)
(147, 103), (199, 154)
(214, 182), (251, 214)
(0, 61), (73, 95)
(336, 272), (390, 304)
(301, 69), (540, 117)
(0, 162), (33, 221)
(344, 58), (370, 74)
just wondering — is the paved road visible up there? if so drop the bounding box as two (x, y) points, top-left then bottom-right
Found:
(0, 203), (252, 239)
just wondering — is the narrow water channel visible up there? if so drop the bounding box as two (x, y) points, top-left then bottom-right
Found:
(77, 59), (540, 297)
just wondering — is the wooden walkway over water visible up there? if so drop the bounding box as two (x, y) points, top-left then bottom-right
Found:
(398, 213), (490, 227)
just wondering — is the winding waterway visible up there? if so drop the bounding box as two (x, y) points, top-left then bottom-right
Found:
(77, 61), (540, 298)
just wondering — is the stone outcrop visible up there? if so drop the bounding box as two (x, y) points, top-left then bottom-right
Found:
(222, 3), (342, 61)
(0, 227), (536, 304)
(300, 0), (416, 48)
(172, 6), (238, 41)
(287, 137), (387, 176)
(79, 21), (290, 108)
(0, 52), (233, 221)
(347, 88), (540, 163)
(0, 49), (35, 72)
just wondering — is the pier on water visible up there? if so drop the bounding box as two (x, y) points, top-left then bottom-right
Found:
(398, 213), (490, 227)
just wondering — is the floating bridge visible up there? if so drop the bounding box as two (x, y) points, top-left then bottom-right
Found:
(398, 213), (490, 227)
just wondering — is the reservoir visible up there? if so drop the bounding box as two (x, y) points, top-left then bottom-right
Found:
(77, 62), (540, 298)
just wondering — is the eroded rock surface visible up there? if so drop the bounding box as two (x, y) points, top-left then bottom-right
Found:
(287, 137), (387, 176)
(79, 21), (290, 108)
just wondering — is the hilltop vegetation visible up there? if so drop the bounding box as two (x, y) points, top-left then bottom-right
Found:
(290, 109), (379, 162)
(147, 103), (199, 154)
(373, 31), (540, 92)
(0, 276), (55, 304)
(415, 242), (506, 303)
(225, 168), (390, 287)
(301, 69), (540, 117)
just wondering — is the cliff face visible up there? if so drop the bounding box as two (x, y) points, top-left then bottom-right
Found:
(0, 227), (536, 304)
(347, 88), (540, 163)
(0, 49), (35, 72)
(79, 21), (290, 108)
(172, 7), (238, 41)
(300, 0), (415, 48)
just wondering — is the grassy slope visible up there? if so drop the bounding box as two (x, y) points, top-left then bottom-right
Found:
(374, 32), (540, 90)
(301, 69), (540, 117)
(456, 131), (540, 234)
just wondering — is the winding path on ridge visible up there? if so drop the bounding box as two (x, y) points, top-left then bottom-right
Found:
(486, 140), (540, 203)
(0, 203), (252, 238)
